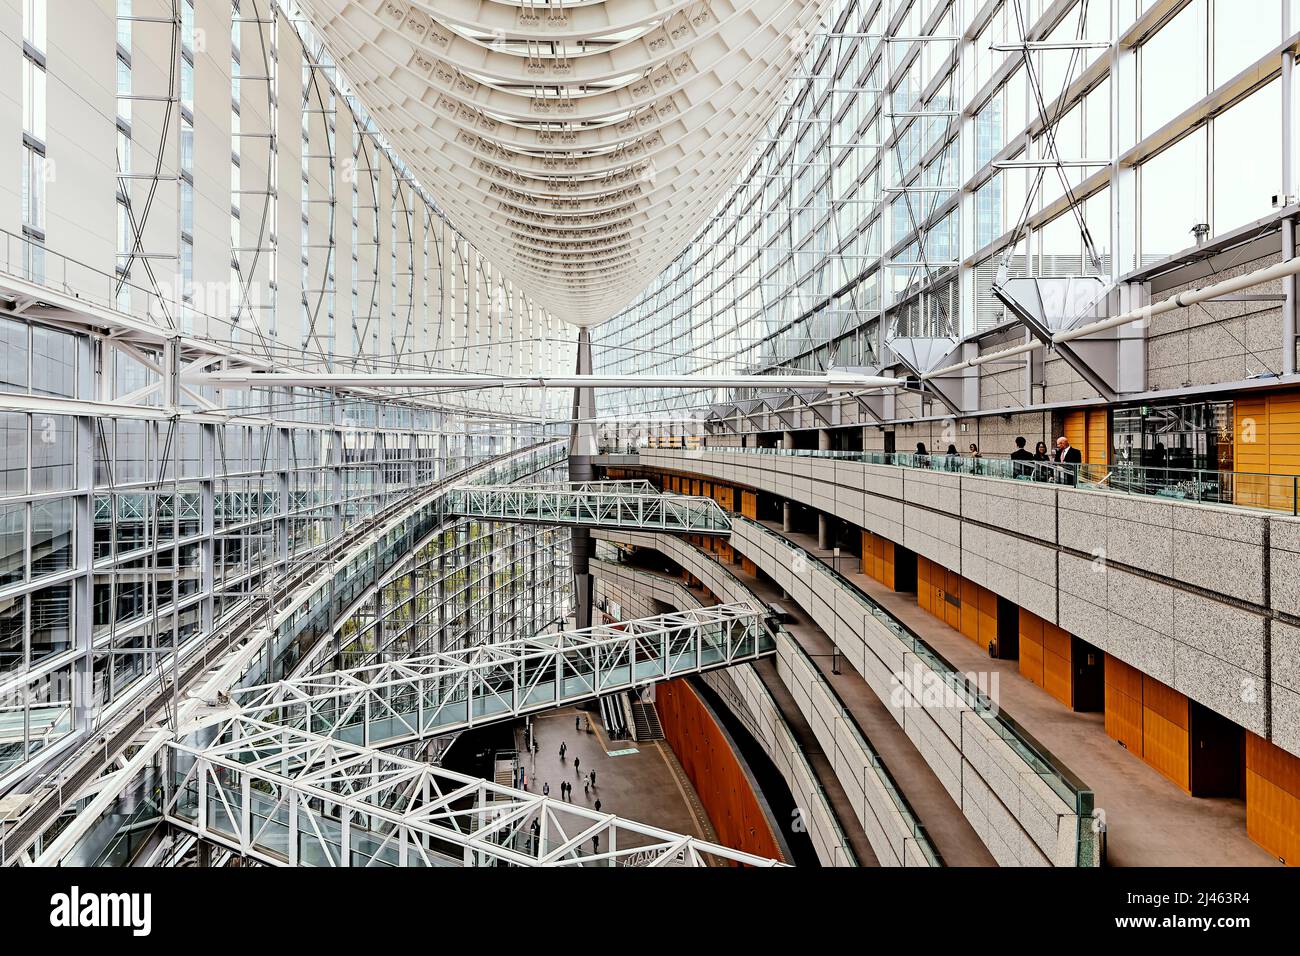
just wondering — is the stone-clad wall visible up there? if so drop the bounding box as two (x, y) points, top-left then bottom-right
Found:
(729, 520), (1086, 867)
(630, 449), (1300, 758)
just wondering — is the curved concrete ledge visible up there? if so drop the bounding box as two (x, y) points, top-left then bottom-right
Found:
(593, 559), (861, 866)
(591, 535), (945, 866)
(630, 448), (1300, 759)
(727, 518), (1094, 867)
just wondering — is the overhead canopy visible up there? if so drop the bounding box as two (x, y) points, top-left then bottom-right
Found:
(297, 0), (833, 325)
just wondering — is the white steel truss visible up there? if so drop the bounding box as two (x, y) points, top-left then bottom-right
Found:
(293, 0), (838, 324)
(445, 482), (731, 533)
(222, 604), (769, 748)
(164, 715), (783, 867)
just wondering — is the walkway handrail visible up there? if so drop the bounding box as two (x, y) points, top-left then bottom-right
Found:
(446, 484), (732, 533)
(735, 517), (1097, 857)
(611, 445), (1300, 516)
(221, 604), (773, 749)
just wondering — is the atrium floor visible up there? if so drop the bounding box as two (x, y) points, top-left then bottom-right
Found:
(512, 705), (718, 849)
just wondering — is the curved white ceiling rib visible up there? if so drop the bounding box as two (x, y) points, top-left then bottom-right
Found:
(298, 0), (832, 325)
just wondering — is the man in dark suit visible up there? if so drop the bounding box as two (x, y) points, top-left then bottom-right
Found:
(1010, 436), (1034, 478)
(1054, 436), (1082, 485)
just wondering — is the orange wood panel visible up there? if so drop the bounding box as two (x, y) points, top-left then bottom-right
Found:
(740, 491), (758, 520)
(880, 536), (895, 590)
(1142, 676), (1190, 792)
(1104, 655), (1145, 754)
(959, 577), (979, 642)
(1085, 409), (1110, 466)
(1063, 410), (1087, 459)
(978, 587), (999, 653)
(1042, 632), (1073, 708)
(942, 568), (960, 630)
(1018, 607), (1045, 686)
(655, 679), (783, 864)
(1246, 732), (1300, 864)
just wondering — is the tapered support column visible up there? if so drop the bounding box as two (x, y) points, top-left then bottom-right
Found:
(571, 329), (597, 629)
(783, 501), (793, 533)
(817, 513), (830, 550)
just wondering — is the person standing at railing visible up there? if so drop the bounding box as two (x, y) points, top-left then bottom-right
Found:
(1032, 441), (1052, 481)
(1054, 436), (1082, 486)
(915, 442), (930, 468)
(968, 443), (981, 475)
(1010, 437), (1034, 478)
(945, 444), (960, 471)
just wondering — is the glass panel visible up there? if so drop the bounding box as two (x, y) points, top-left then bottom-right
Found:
(31, 497), (72, 578)
(0, 413), (26, 496)
(30, 580), (72, 663)
(0, 504), (24, 588)
(31, 414), (74, 492)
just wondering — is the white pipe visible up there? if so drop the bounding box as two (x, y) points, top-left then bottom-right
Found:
(184, 371), (901, 390)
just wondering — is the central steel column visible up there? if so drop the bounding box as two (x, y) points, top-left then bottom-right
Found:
(570, 329), (597, 628)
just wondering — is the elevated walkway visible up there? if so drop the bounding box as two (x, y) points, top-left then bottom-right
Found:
(215, 606), (774, 751)
(445, 482), (731, 533)
(163, 716), (783, 868)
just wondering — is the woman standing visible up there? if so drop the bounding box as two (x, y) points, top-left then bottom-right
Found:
(1033, 440), (1051, 481)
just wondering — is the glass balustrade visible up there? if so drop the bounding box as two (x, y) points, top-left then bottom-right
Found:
(602, 445), (1300, 516)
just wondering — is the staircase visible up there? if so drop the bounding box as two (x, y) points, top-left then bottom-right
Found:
(630, 700), (664, 742)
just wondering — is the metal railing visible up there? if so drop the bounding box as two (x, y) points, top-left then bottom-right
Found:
(614, 445), (1300, 516)
(735, 517), (1098, 867)
(226, 604), (773, 750)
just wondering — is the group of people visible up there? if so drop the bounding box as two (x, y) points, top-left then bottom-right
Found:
(911, 435), (1081, 484)
(531, 735), (602, 809)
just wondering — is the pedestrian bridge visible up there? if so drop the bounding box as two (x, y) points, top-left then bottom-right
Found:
(444, 481), (731, 534)
(164, 715), (783, 867)
(217, 605), (772, 751)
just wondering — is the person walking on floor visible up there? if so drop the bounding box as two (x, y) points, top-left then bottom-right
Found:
(574, 756), (580, 775)
(594, 799), (602, 813)
(584, 778), (590, 797)
(543, 781), (550, 797)
(576, 714), (582, 732)
(559, 741), (566, 760)
(589, 769), (596, 787)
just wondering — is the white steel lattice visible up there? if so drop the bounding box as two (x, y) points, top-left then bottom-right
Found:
(165, 715), (784, 867)
(222, 604), (770, 748)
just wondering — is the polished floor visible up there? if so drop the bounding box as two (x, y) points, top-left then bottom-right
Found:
(513, 705), (717, 846)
